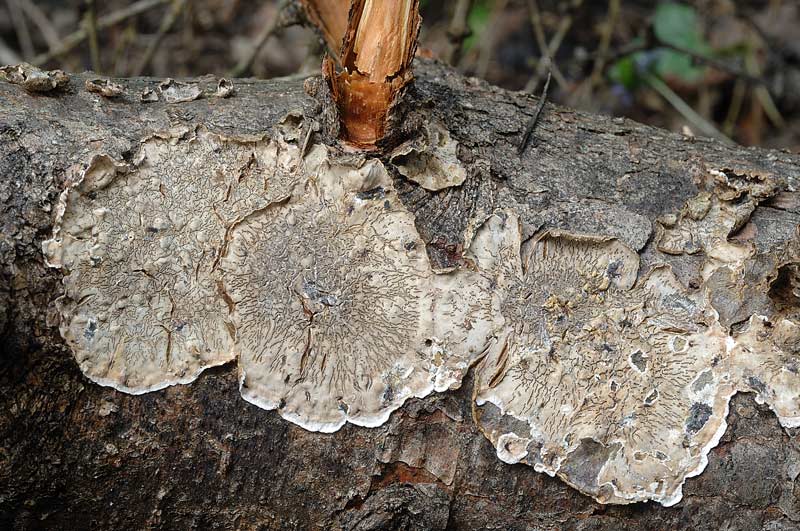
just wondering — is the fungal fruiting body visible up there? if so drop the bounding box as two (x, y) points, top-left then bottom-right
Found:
(45, 121), (493, 431)
(43, 117), (800, 507)
(469, 212), (734, 505)
(43, 127), (299, 393)
(222, 145), (494, 432)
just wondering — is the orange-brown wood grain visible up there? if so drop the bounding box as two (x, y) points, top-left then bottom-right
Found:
(329, 0), (421, 147)
(299, 0), (350, 57)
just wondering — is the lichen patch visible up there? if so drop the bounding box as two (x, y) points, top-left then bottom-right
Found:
(43, 127), (301, 393)
(222, 145), (494, 432)
(471, 211), (734, 506)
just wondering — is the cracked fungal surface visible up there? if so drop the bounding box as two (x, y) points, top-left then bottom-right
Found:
(43, 127), (300, 393)
(734, 316), (800, 429)
(38, 112), (800, 505)
(471, 211), (734, 506)
(390, 120), (467, 191)
(221, 145), (494, 432)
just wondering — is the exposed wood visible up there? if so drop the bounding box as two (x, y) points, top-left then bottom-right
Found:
(328, 0), (421, 147)
(298, 0), (351, 57)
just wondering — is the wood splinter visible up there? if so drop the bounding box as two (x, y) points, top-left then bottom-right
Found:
(306, 0), (421, 148)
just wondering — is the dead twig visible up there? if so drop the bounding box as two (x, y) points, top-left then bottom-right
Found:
(588, 0), (620, 89)
(658, 39), (765, 87)
(0, 35), (22, 65)
(445, 0), (473, 66)
(643, 72), (733, 144)
(31, 0), (170, 67)
(524, 0), (571, 92)
(475, 0), (508, 80)
(85, 0), (101, 73)
(5, 0), (35, 60)
(568, 0), (618, 107)
(132, 0), (187, 76)
(228, 0), (294, 78)
(18, 0), (61, 52)
(519, 70), (552, 155)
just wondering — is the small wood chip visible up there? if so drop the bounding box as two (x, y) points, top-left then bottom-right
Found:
(85, 78), (124, 98)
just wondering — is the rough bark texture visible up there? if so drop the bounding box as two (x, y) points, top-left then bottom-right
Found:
(1, 60), (799, 530)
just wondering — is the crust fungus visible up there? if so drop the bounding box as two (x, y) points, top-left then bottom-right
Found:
(391, 121), (467, 191)
(733, 316), (800, 429)
(656, 168), (784, 280)
(0, 63), (68, 92)
(85, 78), (124, 98)
(657, 191), (755, 272)
(471, 211), (734, 506)
(43, 126), (301, 393)
(158, 78), (202, 103)
(222, 145), (494, 432)
(214, 78), (235, 99)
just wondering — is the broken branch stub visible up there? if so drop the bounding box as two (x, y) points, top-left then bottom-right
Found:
(325, 0), (421, 147)
(298, 0), (351, 56)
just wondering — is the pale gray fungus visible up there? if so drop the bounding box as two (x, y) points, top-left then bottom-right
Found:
(471, 210), (734, 506)
(222, 145), (495, 432)
(43, 126), (300, 393)
(85, 78), (124, 98)
(159, 78), (202, 103)
(40, 118), (800, 507)
(390, 120), (467, 191)
(214, 78), (235, 98)
(0, 62), (69, 92)
(733, 315), (800, 429)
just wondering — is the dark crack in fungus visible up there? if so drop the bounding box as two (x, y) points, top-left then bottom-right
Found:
(222, 145), (494, 432)
(471, 210), (734, 506)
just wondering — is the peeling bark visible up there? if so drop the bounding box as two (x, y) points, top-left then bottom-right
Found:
(1, 61), (799, 530)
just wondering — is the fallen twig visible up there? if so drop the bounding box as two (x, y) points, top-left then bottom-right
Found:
(524, 0), (572, 92)
(5, 0), (35, 60)
(132, 0), (187, 76)
(228, 0), (294, 78)
(85, 0), (101, 73)
(18, 0), (61, 52)
(31, 0), (170, 67)
(445, 0), (473, 66)
(643, 72), (733, 144)
(519, 70), (552, 155)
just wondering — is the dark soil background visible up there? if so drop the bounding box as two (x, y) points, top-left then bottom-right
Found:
(1, 0), (799, 149)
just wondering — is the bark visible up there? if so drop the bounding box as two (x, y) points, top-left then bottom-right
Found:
(1, 59), (799, 530)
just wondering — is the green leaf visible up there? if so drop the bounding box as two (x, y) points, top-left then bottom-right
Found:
(653, 2), (703, 51)
(654, 49), (705, 82)
(609, 55), (639, 90)
(653, 3), (711, 82)
(464, 0), (490, 52)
